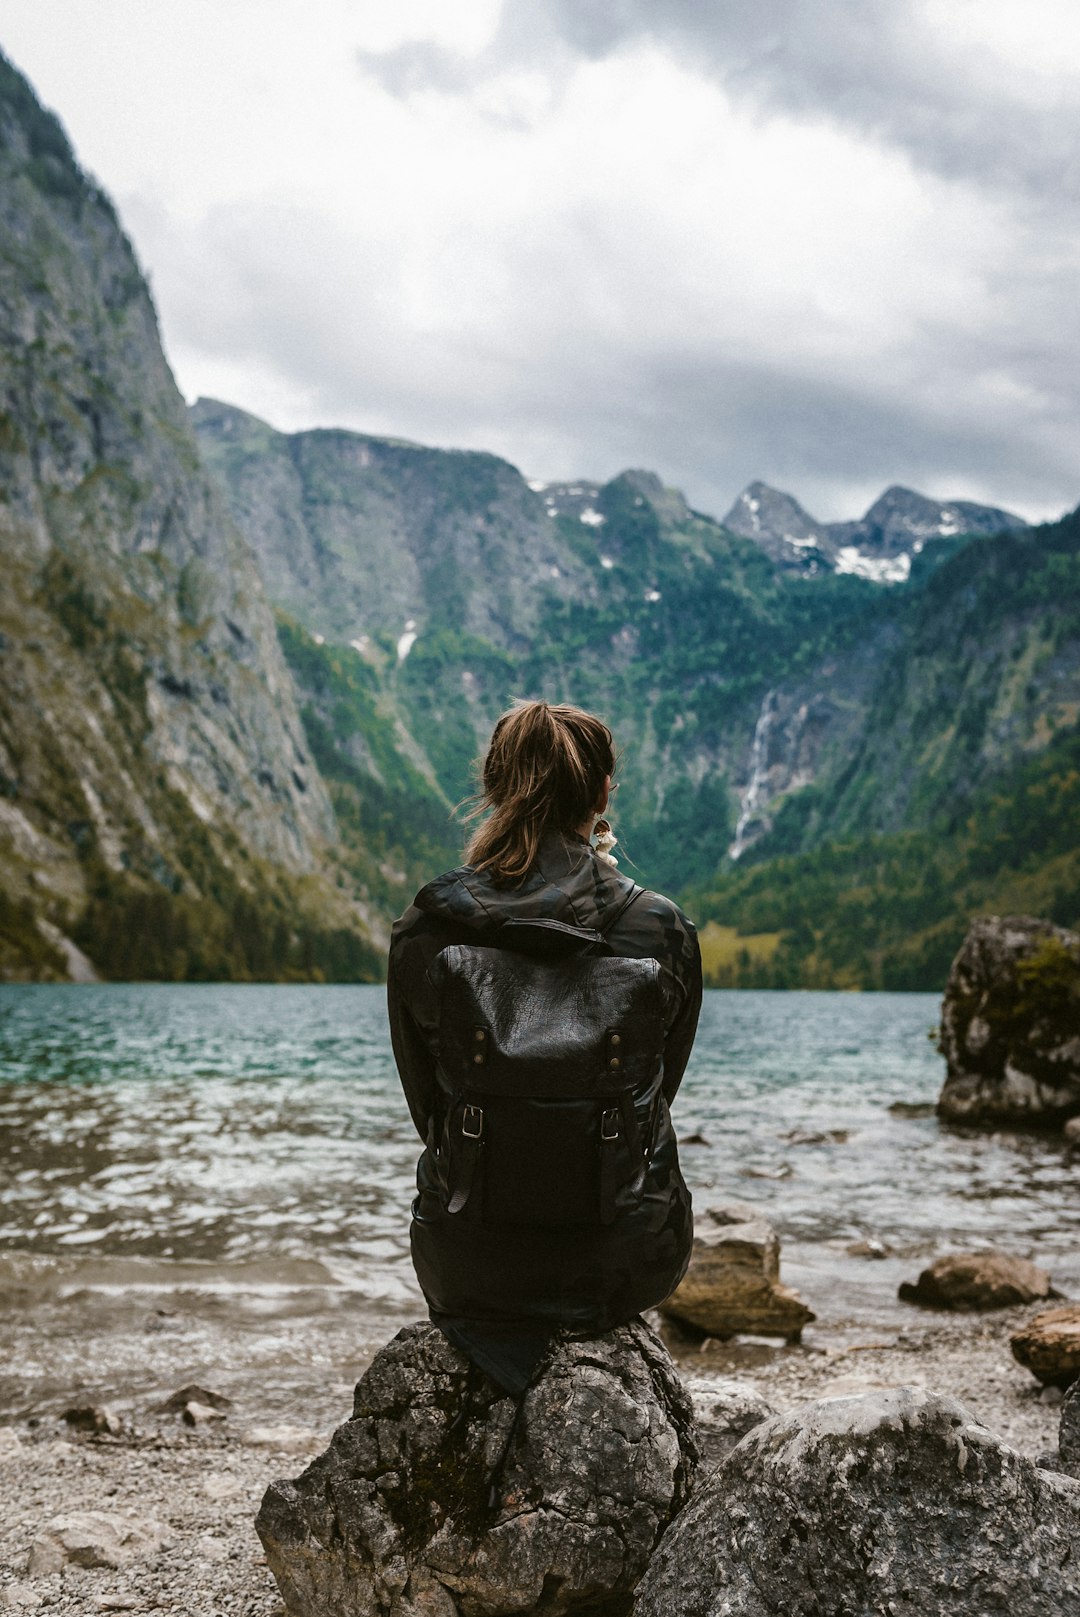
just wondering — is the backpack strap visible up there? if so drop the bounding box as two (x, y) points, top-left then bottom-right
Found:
(447, 1100), (484, 1215)
(597, 886), (648, 1224)
(597, 881), (645, 942)
(598, 1035), (647, 1225)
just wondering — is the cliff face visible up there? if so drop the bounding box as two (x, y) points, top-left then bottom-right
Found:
(190, 398), (596, 649)
(195, 402), (894, 894)
(0, 55), (379, 980)
(197, 381), (1080, 991)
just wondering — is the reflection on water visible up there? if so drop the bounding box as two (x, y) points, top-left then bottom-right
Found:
(1, 984), (1077, 1343)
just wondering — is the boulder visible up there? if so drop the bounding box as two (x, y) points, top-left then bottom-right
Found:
(898, 1250), (1057, 1310)
(256, 1319), (697, 1617)
(634, 1386), (1080, 1617)
(1040, 1380), (1080, 1478)
(1061, 1380), (1080, 1471)
(26, 1511), (165, 1576)
(683, 1378), (774, 1472)
(1065, 1116), (1080, 1146)
(1011, 1304), (1080, 1387)
(936, 915), (1080, 1125)
(660, 1203), (814, 1341)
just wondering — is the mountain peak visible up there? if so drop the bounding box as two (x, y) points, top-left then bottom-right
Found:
(723, 479), (1028, 580)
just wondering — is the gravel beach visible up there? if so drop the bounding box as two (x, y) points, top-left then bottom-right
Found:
(0, 1299), (1064, 1614)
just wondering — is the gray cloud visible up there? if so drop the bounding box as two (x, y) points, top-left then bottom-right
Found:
(359, 0), (1080, 207)
(147, 187), (1080, 525)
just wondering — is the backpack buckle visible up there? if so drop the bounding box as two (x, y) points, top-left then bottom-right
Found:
(601, 1107), (620, 1141)
(462, 1104), (484, 1139)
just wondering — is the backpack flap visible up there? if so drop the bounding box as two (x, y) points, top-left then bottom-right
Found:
(432, 943), (663, 1228)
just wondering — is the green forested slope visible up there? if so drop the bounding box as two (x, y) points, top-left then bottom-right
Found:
(691, 720), (1080, 988)
(693, 510), (1080, 986)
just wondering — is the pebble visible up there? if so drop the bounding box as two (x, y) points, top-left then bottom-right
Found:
(847, 1239), (892, 1259)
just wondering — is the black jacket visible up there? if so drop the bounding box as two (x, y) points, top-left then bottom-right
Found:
(387, 829), (702, 1331)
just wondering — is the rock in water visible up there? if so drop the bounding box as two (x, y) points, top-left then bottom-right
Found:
(634, 1387), (1080, 1617)
(936, 915), (1080, 1125)
(898, 1251), (1056, 1310)
(660, 1203), (814, 1341)
(1011, 1304), (1080, 1388)
(256, 1320), (697, 1617)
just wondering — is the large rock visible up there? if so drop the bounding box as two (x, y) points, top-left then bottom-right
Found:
(1061, 1380), (1080, 1471)
(898, 1250), (1057, 1310)
(660, 1203), (814, 1341)
(634, 1386), (1080, 1617)
(256, 1320), (697, 1617)
(937, 915), (1080, 1125)
(683, 1378), (774, 1472)
(1011, 1304), (1080, 1388)
(27, 1511), (165, 1575)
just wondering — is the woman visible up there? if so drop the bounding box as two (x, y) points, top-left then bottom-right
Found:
(387, 699), (701, 1392)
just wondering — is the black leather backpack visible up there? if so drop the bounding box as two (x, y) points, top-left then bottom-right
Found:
(429, 887), (666, 1231)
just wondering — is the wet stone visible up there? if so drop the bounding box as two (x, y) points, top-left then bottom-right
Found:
(660, 1202), (814, 1342)
(898, 1251), (1057, 1311)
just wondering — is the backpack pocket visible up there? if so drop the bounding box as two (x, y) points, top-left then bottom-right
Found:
(442, 1087), (646, 1229)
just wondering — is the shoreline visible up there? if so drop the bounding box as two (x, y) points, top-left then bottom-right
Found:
(0, 1300), (1063, 1614)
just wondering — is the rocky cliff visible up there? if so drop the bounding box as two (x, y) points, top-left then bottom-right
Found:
(723, 480), (1025, 581)
(0, 53), (379, 980)
(189, 398), (596, 649)
(193, 408), (892, 897)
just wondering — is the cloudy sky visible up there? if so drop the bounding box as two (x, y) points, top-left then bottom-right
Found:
(5, 0), (1080, 521)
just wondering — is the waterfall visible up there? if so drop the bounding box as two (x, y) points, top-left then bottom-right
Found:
(729, 691), (779, 860)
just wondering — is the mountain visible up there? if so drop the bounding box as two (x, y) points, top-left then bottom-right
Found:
(192, 406), (901, 892)
(693, 505), (1080, 986)
(0, 53), (381, 980)
(723, 481), (1025, 582)
(189, 398), (596, 649)
(721, 482), (833, 573)
(196, 399), (1079, 989)
(2, 47), (1075, 989)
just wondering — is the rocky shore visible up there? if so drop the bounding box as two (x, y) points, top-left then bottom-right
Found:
(0, 1300), (1068, 1614)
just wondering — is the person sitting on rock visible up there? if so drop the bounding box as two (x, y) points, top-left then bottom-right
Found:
(387, 698), (701, 1394)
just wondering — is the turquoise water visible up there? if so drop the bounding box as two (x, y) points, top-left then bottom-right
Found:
(0, 984), (1076, 1320)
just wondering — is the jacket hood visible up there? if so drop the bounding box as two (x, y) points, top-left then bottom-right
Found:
(412, 830), (634, 941)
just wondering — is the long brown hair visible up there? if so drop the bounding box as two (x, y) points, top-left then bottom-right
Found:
(465, 700), (615, 883)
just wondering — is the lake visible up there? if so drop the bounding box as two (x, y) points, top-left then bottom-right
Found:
(0, 984), (1075, 1416)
